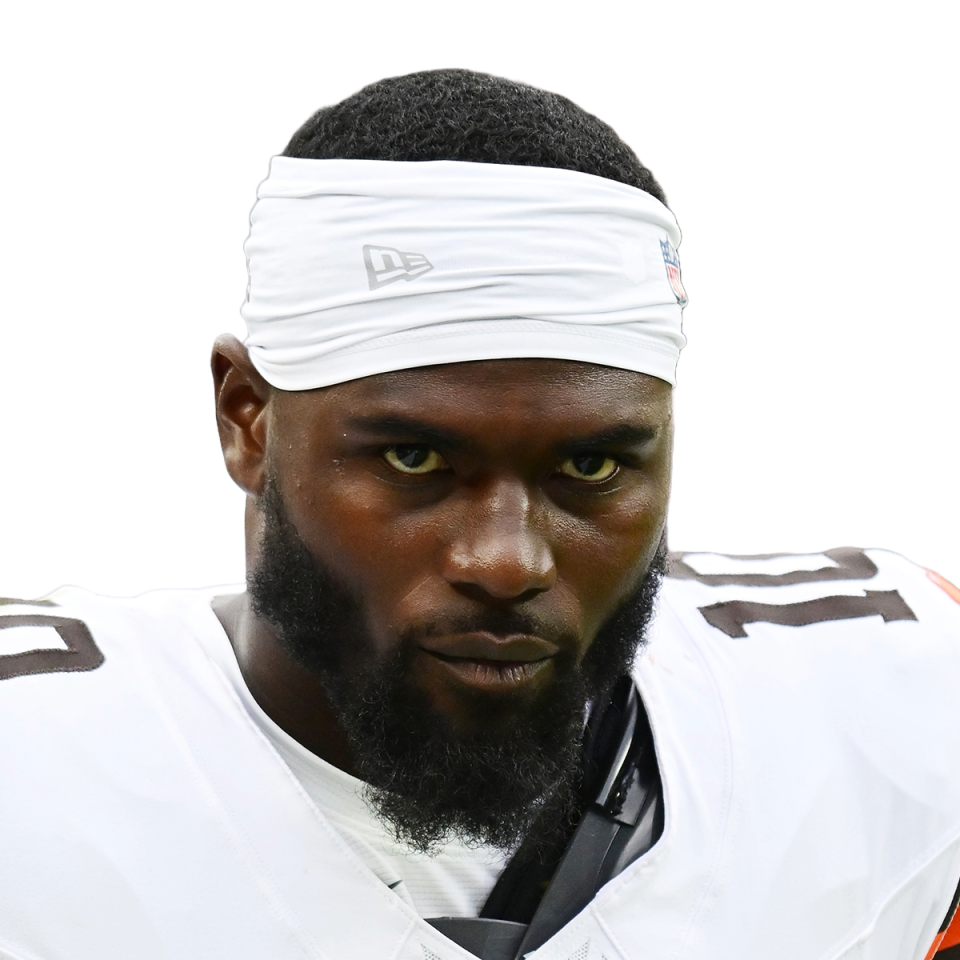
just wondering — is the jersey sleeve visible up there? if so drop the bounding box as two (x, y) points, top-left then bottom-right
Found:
(664, 549), (960, 960)
(924, 573), (960, 959)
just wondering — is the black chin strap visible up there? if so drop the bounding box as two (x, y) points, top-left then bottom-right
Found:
(426, 676), (663, 959)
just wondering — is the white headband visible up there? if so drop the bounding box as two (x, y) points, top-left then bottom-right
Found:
(241, 157), (687, 389)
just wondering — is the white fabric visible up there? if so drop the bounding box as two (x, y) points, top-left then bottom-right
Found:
(1, 549), (960, 959)
(193, 618), (508, 918)
(241, 158), (687, 390)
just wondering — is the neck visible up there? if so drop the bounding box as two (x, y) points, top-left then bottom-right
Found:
(212, 592), (359, 776)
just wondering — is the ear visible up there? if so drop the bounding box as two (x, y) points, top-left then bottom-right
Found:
(211, 335), (271, 496)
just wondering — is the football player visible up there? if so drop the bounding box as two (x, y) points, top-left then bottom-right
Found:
(1, 69), (959, 960)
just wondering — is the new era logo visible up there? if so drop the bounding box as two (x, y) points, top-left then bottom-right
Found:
(363, 244), (434, 290)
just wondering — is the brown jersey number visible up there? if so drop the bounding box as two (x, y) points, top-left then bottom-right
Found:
(0, 599), (103, 681)
(667, 547), (918, 638)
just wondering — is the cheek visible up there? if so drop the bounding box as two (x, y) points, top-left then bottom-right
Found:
(554, 488), (668, 631)
(284, 470), (444, 612)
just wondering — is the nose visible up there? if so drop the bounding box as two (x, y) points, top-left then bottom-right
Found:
(442, 478), (557, 601)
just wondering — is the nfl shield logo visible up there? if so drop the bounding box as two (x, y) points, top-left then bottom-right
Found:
(660, 239), (688, 306)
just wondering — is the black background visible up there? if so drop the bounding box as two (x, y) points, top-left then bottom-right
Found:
(7, 61), (960, 596)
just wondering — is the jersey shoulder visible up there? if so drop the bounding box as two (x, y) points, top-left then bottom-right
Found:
(0, 585), (253, 847)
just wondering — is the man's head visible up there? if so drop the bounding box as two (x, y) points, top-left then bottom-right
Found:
(213, 70), (681, 851)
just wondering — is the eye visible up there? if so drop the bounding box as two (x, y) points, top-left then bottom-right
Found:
(383, 445), (449, 475)
(558, 454), (619, 482)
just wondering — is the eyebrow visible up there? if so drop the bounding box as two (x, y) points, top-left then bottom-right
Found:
(559, 424), (658, 451)
(345, 416), (471, 451)
(346, 416), (657, 451)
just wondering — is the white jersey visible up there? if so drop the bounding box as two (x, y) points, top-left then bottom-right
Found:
(1, 547), (960, 960)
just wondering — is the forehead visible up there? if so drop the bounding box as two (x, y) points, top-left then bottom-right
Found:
(274, 358), (672, 433)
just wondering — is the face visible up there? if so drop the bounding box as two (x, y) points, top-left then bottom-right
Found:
(220, 353), (673, 849)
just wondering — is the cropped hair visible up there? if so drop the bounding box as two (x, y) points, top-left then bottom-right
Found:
(283, 69), (666, 205)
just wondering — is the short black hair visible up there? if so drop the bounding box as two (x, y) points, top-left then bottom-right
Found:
(283, 69), (666, 205)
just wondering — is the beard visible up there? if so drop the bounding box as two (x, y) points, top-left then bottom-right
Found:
(249, 477), (666, 854)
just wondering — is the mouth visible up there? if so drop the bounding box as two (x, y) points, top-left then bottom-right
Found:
(427, 651), (554, 689)
(419, 633), (559, 692)
(420, 631), (560, 661)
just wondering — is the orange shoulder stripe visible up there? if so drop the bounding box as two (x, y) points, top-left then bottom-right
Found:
(927, 887), (960, 958)
(941, 908), (960, 949)
(926, 569), (960, 606)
